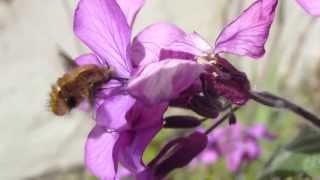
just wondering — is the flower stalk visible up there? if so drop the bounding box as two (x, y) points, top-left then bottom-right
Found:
(250, 91), (320, 128)
(205, 106), (240, 135)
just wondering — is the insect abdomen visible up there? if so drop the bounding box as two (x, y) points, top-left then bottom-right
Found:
(49, 64), (111, 116)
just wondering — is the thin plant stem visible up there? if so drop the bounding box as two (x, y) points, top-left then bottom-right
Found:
(205, 107), (240, 135)
(250, 91), (320, 128)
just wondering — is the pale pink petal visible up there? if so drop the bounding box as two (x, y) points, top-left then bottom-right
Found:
(74, 0), (132, 77)
(161, 32), (212, 60)
(296, 0), (320, 16)
(118, 123), (162, 173)
(116, 0), (145, 27)
(131, 22), (186, 67)
(214, 0), (278, 58)
(85, 126), (120, 179)
(128, 59), (205, 105)
(75, 53), (101, 66)
(188, 32), (213, 53)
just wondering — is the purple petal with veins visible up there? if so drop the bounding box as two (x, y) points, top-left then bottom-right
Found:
(95, 94), (135, 131)
(85, 126), (120, 179)
(131, 22), (187, 67)
(214, 0), (278, 58)
(118, 123), (162, 173)
(74, 0), (132, 77)
(116, 0), (145, 27)
(160, 32), (212, 60)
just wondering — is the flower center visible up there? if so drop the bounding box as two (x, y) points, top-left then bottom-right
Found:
(197, 53), (217, 65)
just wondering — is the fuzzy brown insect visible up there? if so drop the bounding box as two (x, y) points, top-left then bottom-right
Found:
(49, 64), (112, 116)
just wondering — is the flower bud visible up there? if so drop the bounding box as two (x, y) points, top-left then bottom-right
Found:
(204, 56), (251, 105)
(147, 132), (208, 179)
(164, 116), (202, 129)
(190, 95), (219, 118)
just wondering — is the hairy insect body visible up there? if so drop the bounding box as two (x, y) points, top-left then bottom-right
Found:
(50, 64), (111, 116)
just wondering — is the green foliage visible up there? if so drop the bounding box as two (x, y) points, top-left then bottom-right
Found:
(260, 127), (320, 179)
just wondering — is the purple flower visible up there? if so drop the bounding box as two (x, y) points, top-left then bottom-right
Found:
(74, 0), (204, 179)
(128, 0), (278, 106)
(196, 123), (275, 173)
(296, 0), (320, 16)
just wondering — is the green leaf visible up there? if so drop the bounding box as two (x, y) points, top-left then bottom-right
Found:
(260, 128), (320, 179)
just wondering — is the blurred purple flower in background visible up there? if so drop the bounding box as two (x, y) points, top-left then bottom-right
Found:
(195, 123), (275, 173)
(296, 0), (320, 16)
(73, 0), (205, 179)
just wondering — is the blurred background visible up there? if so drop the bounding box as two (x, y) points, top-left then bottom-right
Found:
(0, 0), (319, 179)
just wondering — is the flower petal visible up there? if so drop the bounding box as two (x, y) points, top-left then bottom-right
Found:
(169, 83), (202, 108)
(198, 150), (219, 165)
(131, 22), (187, 67)
(247, 124), (276, 140)
(135, 168), (156, 180)
(85, 126), (120, 179)
(225, 147), (244, 173)
(117, 167), (131, 178)
(126, 101), (168, 129)
(116, 0), (145, 27)
(160, 32), (212, 60)
(244, 140), (261, 160)
(118, 123), (162, 173)
(149, 132), (208, 178)
(214, 0), (278, 58)
(128, 59), (205, 105)
(75, 53), (101, 66)
(74, 0), (132, 77)
(296, 0), (320, 16)
(96, 93), (136, 130)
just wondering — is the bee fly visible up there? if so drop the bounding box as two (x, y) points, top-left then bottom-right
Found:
(49, 50), (112, 116)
